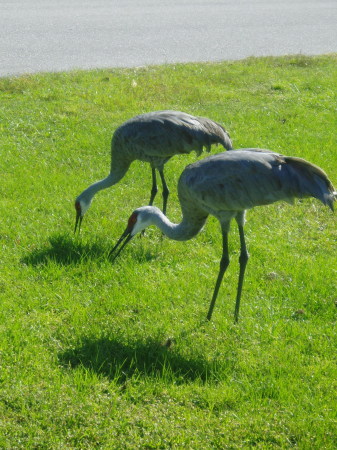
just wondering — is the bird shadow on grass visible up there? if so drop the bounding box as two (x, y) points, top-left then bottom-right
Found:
(21, 233), (160, 267)
(59, 335), (214, 385)
(21, 233), (107, 266)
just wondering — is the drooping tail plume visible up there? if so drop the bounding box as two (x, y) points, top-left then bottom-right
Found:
(285, 156), (336, 211)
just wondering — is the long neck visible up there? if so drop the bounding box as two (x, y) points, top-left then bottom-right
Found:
(150, 209), (207, 241)
(79, 164), (130, 203)
(82, 174), (115, 199)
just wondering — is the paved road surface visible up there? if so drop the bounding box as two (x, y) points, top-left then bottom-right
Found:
(1, 0), (336, 76)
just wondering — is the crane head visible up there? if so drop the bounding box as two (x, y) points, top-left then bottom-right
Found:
(74, 198), (90, 233)
(109, 207), (154, 261)
(74, 201), (83, 233)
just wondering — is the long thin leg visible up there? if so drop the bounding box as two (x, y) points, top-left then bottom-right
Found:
(206, 229), (229, 321)
(149, 168), (158, 206)
(234, 224), (249, 322)
(158, 169), (169, 215)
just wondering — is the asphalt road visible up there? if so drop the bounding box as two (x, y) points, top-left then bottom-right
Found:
(1, 0), (337, 76)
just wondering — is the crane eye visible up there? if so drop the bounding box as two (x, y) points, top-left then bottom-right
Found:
(127, 212), (138, 229)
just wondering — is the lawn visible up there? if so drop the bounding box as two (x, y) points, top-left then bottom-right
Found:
(0, 54), (336, 448)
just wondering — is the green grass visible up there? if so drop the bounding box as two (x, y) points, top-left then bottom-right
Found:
(1, 54), (337, 448)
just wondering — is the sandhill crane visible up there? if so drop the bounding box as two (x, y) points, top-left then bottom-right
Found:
(74, 110), (232, 232)
(109, 148), (336, 322)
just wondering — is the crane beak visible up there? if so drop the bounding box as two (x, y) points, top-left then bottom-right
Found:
(74, 212), (83, 233)
(109, 228), (134, 262)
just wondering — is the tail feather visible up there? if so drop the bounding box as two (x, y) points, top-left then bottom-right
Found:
(197, 117), (233, 151)
(285, 156), (336, 211)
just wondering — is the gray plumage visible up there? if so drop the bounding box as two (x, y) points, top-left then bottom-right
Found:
(74, 110), (232, 232)
(110, 148), (336, 322)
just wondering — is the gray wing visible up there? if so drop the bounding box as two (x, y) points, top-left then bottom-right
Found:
(113, 110), (232, 159)
(179, 150), (295, 214)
